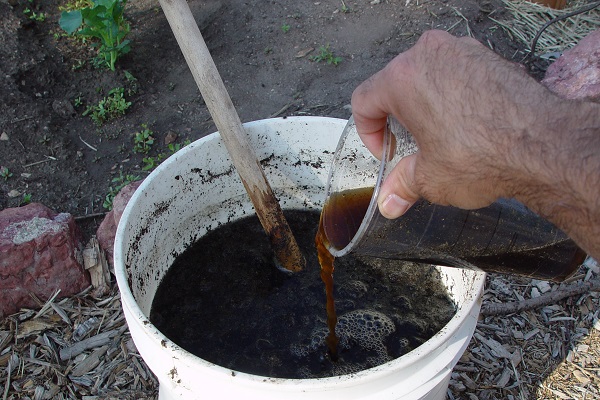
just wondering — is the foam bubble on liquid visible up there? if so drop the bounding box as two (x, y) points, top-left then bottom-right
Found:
(290, 309), (397, 377)
(339, 280), (368, 298)
(290, 325), (328, 358)
(337, 309), (396, 364)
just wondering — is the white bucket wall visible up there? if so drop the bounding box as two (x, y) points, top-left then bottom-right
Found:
(114, 117), (486, 400)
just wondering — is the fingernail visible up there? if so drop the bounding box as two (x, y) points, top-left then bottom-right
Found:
(380, 194), (411, 219)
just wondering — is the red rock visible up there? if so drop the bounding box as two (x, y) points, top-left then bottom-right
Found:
(97, 180), (143, 267)
(542, 30), (600, 102)
(96, 212), (117, 268)
(0, 203), (89, 318)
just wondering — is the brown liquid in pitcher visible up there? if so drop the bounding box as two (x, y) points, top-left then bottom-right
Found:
(318, 187), (586, 283)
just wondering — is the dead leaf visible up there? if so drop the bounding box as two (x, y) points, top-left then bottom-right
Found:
(295, 47), (314, 58)
(16, 319), (54, 339)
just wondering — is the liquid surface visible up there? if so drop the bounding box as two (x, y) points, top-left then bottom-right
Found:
(150, 210), (456, 379)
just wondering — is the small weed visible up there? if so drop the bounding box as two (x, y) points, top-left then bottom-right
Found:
(281, 23), (290, 33)
(83, 87), (131, 125)
(264, 47), (273, 55)
(124, 70), (139, 96)
(91, 56), (107, 70)
(142, 156), (161, 171)
(24, 0), (46, 21)
(73, 95), (83, 107)
(141, 140), (191, 172)
(71, 59), (86, 71)
(340, 0), (351, 13)
(24, 6), (46, 21)
(104, 171), (140, 210)
(22, 193), (32, 205)
(38, 134), (50, 145)
(167, 143), (181, 154)
(133, 124), (154, 154)
(26, 10), (46, 21)
(310, 44), (342, 65)
(166, 140), (191, 155)
(0, 166), (12, 181)
(124, 70), (136, 82)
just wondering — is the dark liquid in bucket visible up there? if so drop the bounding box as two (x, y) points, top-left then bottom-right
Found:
(150, 210), (456, 379)
(321, 187), (586, 282)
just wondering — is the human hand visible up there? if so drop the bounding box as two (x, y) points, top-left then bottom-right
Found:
(351, 30), (600, 260)
(351, 30), (544, 218)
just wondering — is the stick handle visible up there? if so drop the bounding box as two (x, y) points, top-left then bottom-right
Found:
(158, 0), (305, 272)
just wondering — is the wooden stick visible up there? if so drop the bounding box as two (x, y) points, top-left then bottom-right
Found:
(481, 278), (600, 316)
(157, 0), (304, 272)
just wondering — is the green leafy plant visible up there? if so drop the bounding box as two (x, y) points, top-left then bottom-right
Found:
(0, 166), (12, 181)
(83, 87), (131, 125)
(104, 171), (140, 210)
(59, 0), (131, 71)
(133, 124), (155, 154)
(281, 23), (290, 33)
(310, 44), (342, 66)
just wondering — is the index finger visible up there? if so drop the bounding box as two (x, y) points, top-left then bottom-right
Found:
(351, 74), (389, 159)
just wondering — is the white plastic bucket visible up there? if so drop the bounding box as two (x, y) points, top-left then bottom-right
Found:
(114, 116), (486, 400)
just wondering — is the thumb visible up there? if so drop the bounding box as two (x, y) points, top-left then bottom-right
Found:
(377, 153), (421, 219)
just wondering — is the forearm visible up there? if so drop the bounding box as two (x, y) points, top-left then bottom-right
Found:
(507, 99), (600, 259)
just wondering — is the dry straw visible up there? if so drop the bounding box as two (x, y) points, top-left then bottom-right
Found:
(492, 0), (600, 55)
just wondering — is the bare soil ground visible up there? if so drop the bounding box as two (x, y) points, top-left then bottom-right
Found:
(0, 0), (534, 223)
(2, 0), (598, 399)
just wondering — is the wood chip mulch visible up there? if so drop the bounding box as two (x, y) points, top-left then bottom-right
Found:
(0, 285), (157, 400)
(449, 257), (600, 400)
